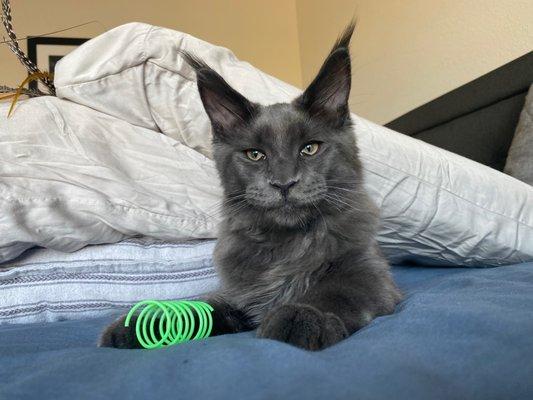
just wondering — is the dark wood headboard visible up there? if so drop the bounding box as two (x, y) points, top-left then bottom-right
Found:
(386, 51), (533, 171)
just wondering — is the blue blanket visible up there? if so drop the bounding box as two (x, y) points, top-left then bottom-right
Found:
(1, 263), (533, 400)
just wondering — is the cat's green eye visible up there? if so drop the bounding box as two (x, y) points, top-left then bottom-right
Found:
(300, 142), (320, 156)
(245, 149), (266, 161)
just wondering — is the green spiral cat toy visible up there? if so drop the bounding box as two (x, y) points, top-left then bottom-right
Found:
(124, 300), (214, 349)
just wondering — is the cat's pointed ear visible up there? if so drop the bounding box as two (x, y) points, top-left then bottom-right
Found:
(181, 51), (257, 137)
(295, 22), (355, 127)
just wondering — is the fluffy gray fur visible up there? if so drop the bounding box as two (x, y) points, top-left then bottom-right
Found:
(100, 23), (401, 351)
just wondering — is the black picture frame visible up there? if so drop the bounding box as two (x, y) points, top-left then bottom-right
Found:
(27, 37), (88, 90)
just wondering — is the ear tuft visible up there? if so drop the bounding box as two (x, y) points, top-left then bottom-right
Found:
(295, 22), (355, 127)
(330, 20), (356, 54)
(180, 51), (257, 137)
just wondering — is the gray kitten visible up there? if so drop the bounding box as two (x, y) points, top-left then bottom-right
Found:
(100, 23), (401, 351)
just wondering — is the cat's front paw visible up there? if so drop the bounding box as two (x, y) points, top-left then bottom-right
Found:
(257, 304), (348, 351)
(98, 315), (142, 349)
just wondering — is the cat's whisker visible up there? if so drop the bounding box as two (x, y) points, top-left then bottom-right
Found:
(324, 192), (354, 208)
(322, 196), (343, 212)
(202, 199), (249, 220)
(326, 181), (357, 186)
(323, 192), (366, 213)
(203, 194), (248, 214)
(326, 185), (359, 194)
(311, 200), (328, 231)
(224, 201), (250, 217)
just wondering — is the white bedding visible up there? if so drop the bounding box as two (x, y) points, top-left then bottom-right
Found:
(0, 96), (221, 261)
(1, 22), (532, 266)
(0, 238), (218, 325)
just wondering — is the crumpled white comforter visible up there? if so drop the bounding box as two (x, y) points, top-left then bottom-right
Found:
(1, 23), (532, 266)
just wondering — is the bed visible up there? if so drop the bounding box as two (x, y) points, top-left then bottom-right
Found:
(1, 261), (533, 400)
(0, 25), (532, 399)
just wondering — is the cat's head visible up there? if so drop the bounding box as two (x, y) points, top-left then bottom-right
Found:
(184, 23), (362, 229)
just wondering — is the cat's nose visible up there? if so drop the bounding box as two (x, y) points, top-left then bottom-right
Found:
(269, 179), (299, 197)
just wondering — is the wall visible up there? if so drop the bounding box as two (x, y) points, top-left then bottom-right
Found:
(2, 1), (532, 124)
(0, 0), (302, 87)
(296, 0), (533, 123)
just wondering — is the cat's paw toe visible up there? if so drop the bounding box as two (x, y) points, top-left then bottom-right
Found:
(98, 315), (141, 349)
(257, 304), (348, 351)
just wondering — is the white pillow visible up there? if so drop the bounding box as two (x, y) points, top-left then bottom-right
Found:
(354, 116), (533, 265)
(0, 96), (221, 262)
(3, 22), (532, 266)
